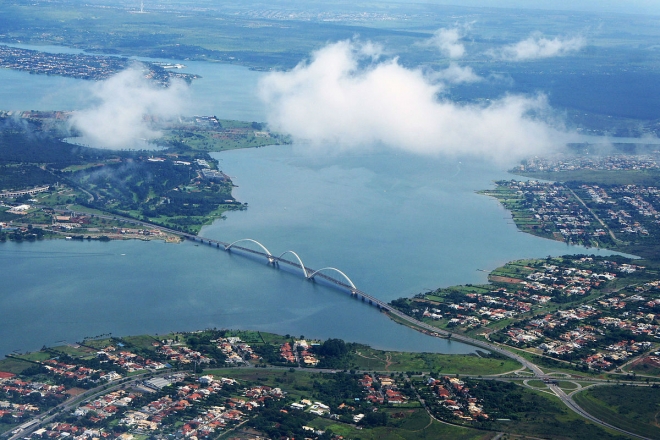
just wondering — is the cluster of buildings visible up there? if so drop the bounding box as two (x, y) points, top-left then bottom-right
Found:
(23, 374), (254, 440)
(290, 399), (330, 417)
(0, 185), (50, 199)
(294, 340), (319, 367)
(0, 45), (196, 84)
(503, 278), (659, 370)
(0, 373), (66, 420)
(156, 344), (211, 366)
(46, 214), (167, 240)
(522, 262), (616, 297)
(359, 374), (407, 405)
(279, 340), (319, 367)
(536, 325), (599, 356)
(240, 8), (403, 24)
(419, 260), (618, 332)
(126, 375), (244, 435)
(491, 178), (660, 244)
(148, 154), (232, 186)
(214, 337), (256, 365)
(515, 155), (659, 173)
(73, 390), (139, 422)
(123, 375), (249, 437)
(425, 377), (488, 422)
(29, 422), (102, 440)
(491, 180), (600, 242)
(419, 288), (546, 329)
(279, 342), (297, 364)
(96, 345), (169, 372)
(583, 341), (654, 370)
(41, 359), (120, 383)
(580, 184), (658, 235)
(409, 255), (658, 371)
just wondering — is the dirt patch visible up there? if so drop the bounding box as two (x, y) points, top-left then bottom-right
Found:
(489, 275), (523, 284)
(66, 387), (87, 396)
(390, 410), (416, 419)
(412, 298), (441, 305)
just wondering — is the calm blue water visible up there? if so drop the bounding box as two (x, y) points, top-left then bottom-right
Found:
(0, 43), (264, 121)
(0, 144), (624, 357)
(0, 45), (628, 357)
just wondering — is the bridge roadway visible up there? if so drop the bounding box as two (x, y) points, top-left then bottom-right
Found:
(191, 235), (653, 438)
(51, 208), (544, 376)
(46, 209), (653, 437)
(41, 209), (653, 438)
(184, 235), (545, 377)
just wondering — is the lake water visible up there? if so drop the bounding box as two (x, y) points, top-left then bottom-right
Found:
(0, 43), (265, 121)
(0, 45), (627, 357)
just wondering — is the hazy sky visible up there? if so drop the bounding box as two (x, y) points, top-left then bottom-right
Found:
(391, 0), (660, 15)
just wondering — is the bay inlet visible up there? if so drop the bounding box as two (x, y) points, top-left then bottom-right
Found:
(0, 47), (626, 356)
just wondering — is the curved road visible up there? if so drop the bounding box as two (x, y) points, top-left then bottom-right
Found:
(549, 384), (652, 440)
(44, 207), (648, 439)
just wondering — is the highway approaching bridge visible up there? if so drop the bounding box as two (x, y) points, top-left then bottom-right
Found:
(48, 209), (652, 439)
(51, 209), (548, 376)
(187, 235), (545, 376)
(55, 207), (546, 375)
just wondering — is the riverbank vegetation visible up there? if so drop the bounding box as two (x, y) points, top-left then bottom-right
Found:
(0, 111), (288, 237)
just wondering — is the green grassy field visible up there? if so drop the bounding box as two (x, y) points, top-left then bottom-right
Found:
(0, 356), (35, 374)
(203, 368), (320, 401)
(351, 347), (521, 375)
(309, 416), (488, 440)
(484, 387), (627, 439)
(573, 385), (660, 438)
(48, 344), (97, 359)
(625, 360), (660, 376)
(13, 351), (52, 362)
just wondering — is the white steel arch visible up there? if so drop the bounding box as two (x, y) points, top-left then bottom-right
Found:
(307, 267), (357, 289)
(225, 238), (272, 256)
(277, 250), (309, 278)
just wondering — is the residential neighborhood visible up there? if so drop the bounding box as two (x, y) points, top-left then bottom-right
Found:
(0, 45), (197, 84)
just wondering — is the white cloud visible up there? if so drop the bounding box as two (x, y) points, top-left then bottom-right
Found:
(432, 62), (481, 84)
(427, 27), (466, 59)
(259, 40), (572, 163)
(493, 34), (586, 61)
(69, 66), (189, 149)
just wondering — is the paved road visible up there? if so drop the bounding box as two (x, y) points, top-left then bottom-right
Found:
(38, 207), (649, 439)
(549, 384), (652, 440)
(4, 371), (172, 440)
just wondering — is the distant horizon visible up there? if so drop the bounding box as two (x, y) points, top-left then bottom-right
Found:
(67, 0), (660, 16)
(375, 0), (660, 16)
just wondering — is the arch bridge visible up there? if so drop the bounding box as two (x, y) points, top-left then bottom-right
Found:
(219, 238), (362, 296)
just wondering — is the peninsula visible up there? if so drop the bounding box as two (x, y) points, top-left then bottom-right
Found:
(0, 45), (198, 85)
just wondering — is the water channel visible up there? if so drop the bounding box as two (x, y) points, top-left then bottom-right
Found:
(0, 45), (628, 357)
